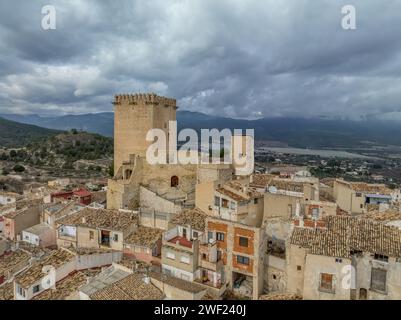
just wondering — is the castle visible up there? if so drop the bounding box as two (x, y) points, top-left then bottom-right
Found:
(107, 93), (253, 215)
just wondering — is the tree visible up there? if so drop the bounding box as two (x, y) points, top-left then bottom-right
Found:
(13, 164), (25, 172)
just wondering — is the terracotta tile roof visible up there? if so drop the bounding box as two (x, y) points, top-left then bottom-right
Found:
(0, 249), (31, 277)
(3, 208), (30, 219)
(216, 181), (262, 202)
(23, 223), (53, 236)
(124, 226), (163, 247)
(170, 208), (207, 231)
(336, 180), (392, 195)
(250, 174), (275, 187)
(90, 273), (164, 300)
(362, 209), (401, 222)
(149, 272), (206, 294)
(269, 179), (304, 192)
(18, 241), (50, 258)
(32, 269), (101, 300)
(0, 282), (14, 300)
(15, 249), (75, 288)
(91, 191), (107, 204)
(216, 187), (248, 202)
(117, 258), (152, 271)
(57, 208), (138, 232)
(290, 216), (401, 258)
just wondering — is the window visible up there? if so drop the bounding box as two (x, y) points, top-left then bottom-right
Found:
(192, 231), (198, 239)
(171, 176), (179, 187)
(371, 268), (387, 292)
(202, 253), (207, 260)
(230, 202), (236, 210)
(320, 273), (334, 292)
(33, 285), (40, 294)
(335, 258), (343, 263)
(216, 232), (225, 241)
(89, 231), (94, 240)
(222, 198), (229, 208)
(239, 236), (248, 247)
(254, 198), (258, 204)
(182, 228), (187, 239)
(359, 288), (367, 300)
(237, 255), (250, 265)
(312, 208), (319, 219)
(124, 169), (132, 180)
(297, 265), (302, 271)
(356, 192), (362, 197)
(374, 254), (389, 263)
(166, 252), (175, 260)
(180, 255), (190, 264)
(360, 204), (363, 209)
(18, 286), (25, 298)
(214, 196), (220, 207)
(217, 250), (222, 261)
(208, 231), (214, 242)
(113, 234), (119, 242)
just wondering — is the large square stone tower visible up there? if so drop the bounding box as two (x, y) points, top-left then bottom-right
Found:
(113, 93), (177, 173)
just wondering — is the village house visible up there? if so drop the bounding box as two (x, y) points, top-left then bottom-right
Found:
(161, 209), (207, 282)
(206, 216), (266, 300)
(0, 192), (22, 206)
(14, 247), (122, 300)
(47, 178), (70, 188)
(89, 273), (164, 300)
(79, 263), (132, 300)
(123, 226), (163, 266)
(0, 249), (31, 285)
(22, 223), (56, 248)
(56, 208), (138, 250)
(32, 268), (101, 300)
(333, 179), (394, 214)
(287, 215), (401, 300)
(149, 271), (207, 300)
(213, 181), (264, 227)
(14, 249), (76, 300)
(41, 201), (85, 229)
(50, 188), (92, 206)
(3, 204), (41, 241)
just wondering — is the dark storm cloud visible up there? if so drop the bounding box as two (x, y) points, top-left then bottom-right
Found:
(0, 0), (401, 119)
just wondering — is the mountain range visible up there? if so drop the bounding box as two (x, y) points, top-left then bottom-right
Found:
(2, 111), (401, 148)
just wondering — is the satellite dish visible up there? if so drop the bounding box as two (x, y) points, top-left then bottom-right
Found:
(268, 186), (278, 194)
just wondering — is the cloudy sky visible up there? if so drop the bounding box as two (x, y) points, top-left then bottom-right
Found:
(0, 0), (401, 120)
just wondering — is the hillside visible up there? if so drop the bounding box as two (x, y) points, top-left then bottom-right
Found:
(0, 130), (113, 171)
(0, 117), (62, 147)
(4, 111), (401, 148)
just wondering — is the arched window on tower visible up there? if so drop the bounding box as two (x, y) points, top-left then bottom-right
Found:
(171, 176), (179, 187)
(125, 169), (132, 180)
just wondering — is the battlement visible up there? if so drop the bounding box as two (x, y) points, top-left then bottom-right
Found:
(113, 92), (177, 107)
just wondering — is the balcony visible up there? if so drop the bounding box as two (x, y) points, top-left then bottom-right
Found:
(199, 258), (223, 272)
(163, 227), (195, 252)
(199, 240), (223, 271)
